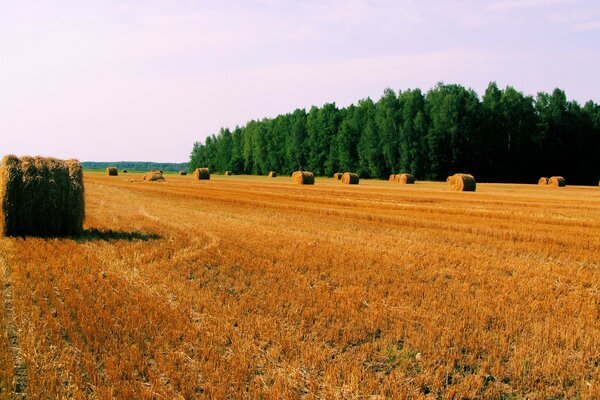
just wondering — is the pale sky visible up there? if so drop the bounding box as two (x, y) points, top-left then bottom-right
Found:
(1, 0), (599, 162)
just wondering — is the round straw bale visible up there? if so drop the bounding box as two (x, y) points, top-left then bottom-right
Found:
(389, 174), (396, 181)
(0, 155), (85, 237)
(341, 172), (359, 184)
(121, 169), (128, 174)
(548, 176), (566, 187)
(143, 170), (166, 182)
(395, 173), (415, 184)
(106, 167), (118, 176)
(193, 168), (210, 180)
(448, 173), (476, 191)
(179, 170), (187, 175)
(538, 177), (548, 185)
(292, 171), (314, 184)
(333, 172), (343, 180)
(224, 171), (232, 176)
(268, 171), (277, 177)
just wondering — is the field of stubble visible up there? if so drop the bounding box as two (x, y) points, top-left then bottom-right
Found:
(1, 172), (599, 399)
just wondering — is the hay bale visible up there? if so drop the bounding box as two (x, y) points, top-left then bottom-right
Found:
(448, 173), (476, 191)
(538, 177), (548, 185)
(292, 171), (314, 184)
(268, 171), (277, 178)
(193, 168), (210, 180)
(143, 170), (165, 182)
(389, 174), (396, 181)
(548, 176), (566, 187)
(121, 169), (128, 174)
(341, 172), (359, 185)
(159, 170), (164, 174)
(106, 167), (118, 176)
(333, 172), (343, 180)
(224, 171), (232, 176)
(395, 173), (415, 184)
(0, 155), (84, 237)
(179, 170), (187, 175)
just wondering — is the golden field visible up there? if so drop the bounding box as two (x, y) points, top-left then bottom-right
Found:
(1, 172), (600, 399)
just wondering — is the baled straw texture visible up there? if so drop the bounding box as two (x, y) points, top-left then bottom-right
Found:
(179, 170), (187, 175)
(333, 172), (343, 180)
(389, 174), (396, 181)
(292, 171), (315, 185)
(395, 173), (415, 184)
(106, 167), (118, 176)
(194, 168), (210, 180)
(224, 171), (232, 176)
(538, 177), (548, 185)
(268, 171), (277, 178)
(448, 173), (476, 191)
(0, 155), (84, 237)
(548, 176), (566, 187)
(143, 170), (166, 182)
(341, 172), (359, 185)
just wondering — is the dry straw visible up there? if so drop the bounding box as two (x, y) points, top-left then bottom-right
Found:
(333, 172), (343, 180)
(341, 172), (359, 184)
(193, 168), (210, 180)
(389, 174), (396, 181)
(179, 170), (187, 175)
(395, 173), (415, 184)
(143, 170), (166, 182)
(0, 155), (84, 237)
(224, 171), (232, 176)
(548, 176), (566, 187)
(448, 173), (476, 191)
(538, 177), (548, 185)
(106, 167), (118, 176)
(292, 171), (314, 184)
(268, 171), (277, 177)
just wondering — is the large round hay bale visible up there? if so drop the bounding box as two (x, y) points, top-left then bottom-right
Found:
(389, 174), (396, 181)
(224, 171), (232, 176)
(395, 173), (415, 184)
(538, 177), (548, 185)
(448, 173), (476, 191)
(143, 170), (165, 182)
(121, 169), (128, 174)
(292, 171), (314, 184)
(0, 155), (85, 237)
(341, 172), (359, 185)
(179, 170), (187, 175)
(106, 166), (118, 176)
(333, 172), (343, 180)
(193, 168), (210, 180)
(268, 171), (277, 178)
(548, 176), (565, 187)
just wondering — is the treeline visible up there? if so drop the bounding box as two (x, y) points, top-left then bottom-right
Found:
(82, 161), (188, 172)
(189, 82), (600, 184)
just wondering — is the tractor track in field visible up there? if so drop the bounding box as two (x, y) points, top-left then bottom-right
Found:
(1, 248), (28, 399)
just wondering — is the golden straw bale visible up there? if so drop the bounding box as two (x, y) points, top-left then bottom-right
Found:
(179, 170), (187, 175)
(142, 170), (166, 182)
(538, 177), (548, 185)
(333, 172), (343, 180)
(341, 172), (359, 185)
(389, 174), (396, 181)
(0, 155), (85, 237)
(224, 171), (232, 176)
(448, 173), (476, 191)
(193, 168), (210, 180)
(292, 171), (315, 184)
(268, 171), (277, 177)
(548, 176), (566, 187)
(395, 173), (415, 184)
(106, 167), (118, 176)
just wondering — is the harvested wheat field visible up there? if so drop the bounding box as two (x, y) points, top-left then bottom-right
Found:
(1, 172), (600, 399)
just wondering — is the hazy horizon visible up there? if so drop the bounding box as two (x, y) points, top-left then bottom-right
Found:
(2, 0), (599, 163)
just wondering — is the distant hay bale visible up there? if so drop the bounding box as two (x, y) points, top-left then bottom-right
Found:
(268, 171), (277, 177)
(389, 174), (396, 181)
(341, 172), (359, 185)
(106, 167), (118, 176)
(224, 171), (232, 176)
(548, 176), (566, 187)
(292, 171), (314, 184)
(0, 155), (85, 237)
(159, 170), (164, 174)
(121, 169), (128, 174)
(448, 173), (476, 191)
(142, 170), (165, 182)
(395, 173), (415, 184)
(333, 172), (343, 180)
(538, 177), (548, 185)
(179, 170), (187, 175)
(193, 168), (210, 180)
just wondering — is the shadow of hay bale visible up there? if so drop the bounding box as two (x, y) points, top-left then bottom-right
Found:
(75, 228), (162, 242)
